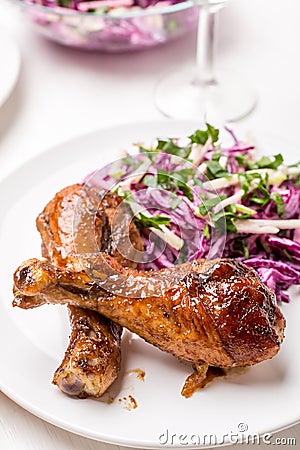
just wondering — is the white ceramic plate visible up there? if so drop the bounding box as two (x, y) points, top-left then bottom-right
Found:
(0, 121), (299, 449)
(0, 28), (20, 107)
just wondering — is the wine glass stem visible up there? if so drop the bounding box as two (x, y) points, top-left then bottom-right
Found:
(195, 4), (218, 87)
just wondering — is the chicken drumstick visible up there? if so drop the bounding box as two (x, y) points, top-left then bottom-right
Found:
(14, 254), (285, 397)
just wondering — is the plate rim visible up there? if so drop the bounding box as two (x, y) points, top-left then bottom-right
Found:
(1, 387), (300, 449)
(1, 119), (300, 448)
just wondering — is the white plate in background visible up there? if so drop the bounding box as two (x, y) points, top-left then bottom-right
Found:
(0, 121), (299, 448)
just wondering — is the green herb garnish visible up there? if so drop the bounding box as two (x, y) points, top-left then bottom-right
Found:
(205, 160), (229, 179)
(203, 224), (210, 238)
(156, 169), (194, 201)
(156, 139), (191, 159)
(236, 153), (283, 171)
(199, 195), (226, 216)
(270, 192), (286, 217)
(189, 123), (219, 145)
(134, 213), (171, 230)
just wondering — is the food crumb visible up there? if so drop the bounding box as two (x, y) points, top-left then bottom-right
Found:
(128, 395), (137, 409)
(106, 395), (115, 404)
(125, 368), (146, 381)
(117, 395), (138, 410)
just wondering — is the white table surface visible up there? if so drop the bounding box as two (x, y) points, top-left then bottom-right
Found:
(0, 0), (299, 448)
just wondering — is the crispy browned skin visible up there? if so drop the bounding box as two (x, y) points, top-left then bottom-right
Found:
(36, 184), (143, 271)
(36, 184), (143, 398)
(13, 256), (285, 374)
(53, 306), (122, 398)
(13, 184), (286, 397)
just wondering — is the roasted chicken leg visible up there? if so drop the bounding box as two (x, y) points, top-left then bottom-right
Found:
(54, 305), (122, 397)
(35, 184), (143, 398)
(14, 255), (285, 396)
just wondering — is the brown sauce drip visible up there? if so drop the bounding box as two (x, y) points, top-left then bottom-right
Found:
(118, 395), (138, 410)
(125, 368), (146, 381)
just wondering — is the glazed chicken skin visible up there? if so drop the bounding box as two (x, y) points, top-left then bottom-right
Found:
(36, 184), (143, 398)
(13, 255), (285, 396)
(53, 306), (122, 398)
(37, 184), (143, 271)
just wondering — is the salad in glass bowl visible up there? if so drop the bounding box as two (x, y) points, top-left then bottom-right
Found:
(15, 0), (198, 52)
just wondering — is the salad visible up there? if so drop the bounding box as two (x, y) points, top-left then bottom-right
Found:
(20, 0), (197, 52)
(23, 0), (187, 14)
(84, 124), (300, 303)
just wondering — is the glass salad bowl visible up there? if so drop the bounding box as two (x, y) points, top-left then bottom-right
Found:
(15, 0), (198, 52)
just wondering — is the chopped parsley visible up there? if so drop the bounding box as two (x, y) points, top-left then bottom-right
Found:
(236, 153), (283, 170)
(203, 224), (210, 239)
(156, 168), (194, 201)
(134, 213), (171, 230)
(205, 160), (229, 179)
(156, 139), (191, 159)
(189, 123), (219, 145)
(270, 192), (286, 217)
(199, 195), (226, 216)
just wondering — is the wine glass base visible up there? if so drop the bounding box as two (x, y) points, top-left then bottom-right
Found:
(155, 66), (257, 123)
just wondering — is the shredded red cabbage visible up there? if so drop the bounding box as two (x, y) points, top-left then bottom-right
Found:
(84, 125), (300, 303)
(23, 0), (186, 13)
